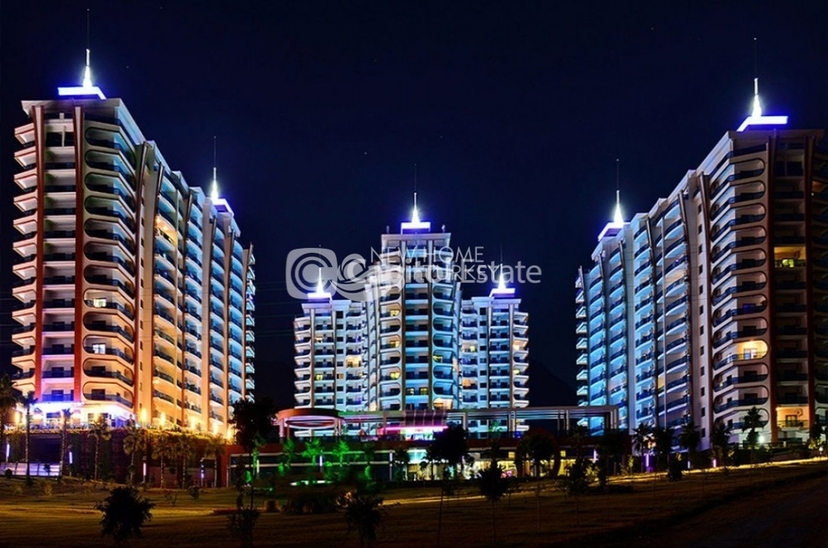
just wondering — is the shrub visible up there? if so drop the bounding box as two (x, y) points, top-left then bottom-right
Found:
(227, 508), (260, 548)
(281, 491), (339, 515)
(95, 487), (155, 547)
(337, 490), (385, 547)
(4, 469), (12, 480)
(188, 485), (201, 500)
(667, 458), (683, 482)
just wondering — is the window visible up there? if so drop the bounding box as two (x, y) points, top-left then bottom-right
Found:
(92, 298), (107, 308)
(92, 343), (106, 355)
(700, 387), (705, 397)
(701, 407), (706, 417)
(419, 388), (427, 395)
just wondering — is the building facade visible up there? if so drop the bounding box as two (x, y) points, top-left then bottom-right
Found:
(11, 83), (255, 435)
(577, 104), (828, 448)
(293, 206), (529, 436)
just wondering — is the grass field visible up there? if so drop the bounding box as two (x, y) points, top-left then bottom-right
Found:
(0, 460), (825, 547)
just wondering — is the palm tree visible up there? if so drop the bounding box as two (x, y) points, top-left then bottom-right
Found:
(203, 434), (226, 487)
(22, 392), (36, 485)
(89, 415), (112, 481)
(632, 423), (653, 472)
(743, 406), (764, 464)
(59, 408), (72, 480)
(652, 426), (674, 471)
(710, 421), (731, 470)
(392, 445), (410, 481)
(678, 420), (701, 468)
(301, 438), (323, 474)
(122, 421), (147, 485)
(0, 374), (19, 465)
(177, 431), (195, 487)
(230, 396), (277, 509)
(151, 431), (177, 489)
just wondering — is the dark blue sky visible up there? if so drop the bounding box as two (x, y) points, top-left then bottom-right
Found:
(2, 1), (827, 408)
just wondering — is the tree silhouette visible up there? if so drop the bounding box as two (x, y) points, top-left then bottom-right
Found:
(743, 406), (764, 465)
(338, 489), (385, 548)
(59, 408), (72, 480)
(89, 416), (112, 481)
(652, 426), (674, 471)
(430, 423), (469, 547)
(430, 423), (469, 479)
(392, 445), (410, 481)
(632, 423), (653, 472)
(477, 463), (509, 545)
(122, 421), (147, 485)
(0, 374), (18, 466)
(596, 428), (626, 489)
(151, 431), (177, 489)
(203, 434), (226, 487)
(230, 396), (277, 510)
(516, 428), (559, 532)
(95, 486), (155, 547)
(678, 420), (701, 468)
(22, 392), (36, 485)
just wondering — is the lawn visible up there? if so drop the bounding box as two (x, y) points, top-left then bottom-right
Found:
(0, 460), (825, 547)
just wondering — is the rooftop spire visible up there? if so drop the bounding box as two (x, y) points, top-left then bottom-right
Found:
(211, 136), (219, 201)
(751, 38), (762, 117)
(57, 8), (105, 100)
(612, 158), (623, 225)
(490, 263), (516, 297)
(412, 191), (420, 223)
(737, 37), (788, 132)
(401, 164), (431, 232)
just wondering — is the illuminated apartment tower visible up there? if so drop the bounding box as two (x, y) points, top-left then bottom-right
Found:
(459, 276), (529, 435)
(368, 200), (461, 412)
(577, 84), (828, 447)
(293, 283), (366, 412)
(10, 60), (255, 434)
(295, 200), (538, 421)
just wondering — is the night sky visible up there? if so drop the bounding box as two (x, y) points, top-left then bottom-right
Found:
(1, 1), (827, 410)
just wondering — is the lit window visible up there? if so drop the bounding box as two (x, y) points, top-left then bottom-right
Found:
(92, 343), (106, 355)
(92, 298), (107, 308)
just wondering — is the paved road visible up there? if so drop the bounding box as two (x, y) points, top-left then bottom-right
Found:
(631, 475), (828, 548)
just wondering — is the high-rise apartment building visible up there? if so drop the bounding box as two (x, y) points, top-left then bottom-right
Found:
(10, 65), (255, 435)
(576, 87), (828, 448)
(293, 204), (529, 435)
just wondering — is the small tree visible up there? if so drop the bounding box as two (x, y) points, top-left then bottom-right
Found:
(743, 407), (764, 465)
(678, 420), (701, 468)
(228, 396), (276, 547)
(338, 489), (385, 548)
(808, 422), (825, 454)
(632, 423), (653, 472)
(516, 428), (558, 532)
(392, 445), (410, 482)
(596, 428), (626, 489)
(89, 416), (112, 481)
(652, 426), (674, 471)
(59, 408), (72, 480)
(0, 374), (19, 466)
(478, 463), (509, 545)
(122, 421), (147, 486)
(203, 434), (226, 487)
(558, 456), (595, 526)
(710, 421), (732, 471)
(23, 392), (36, 486)
(151, 431), (177, 489)
(95, 486), (155, 547)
